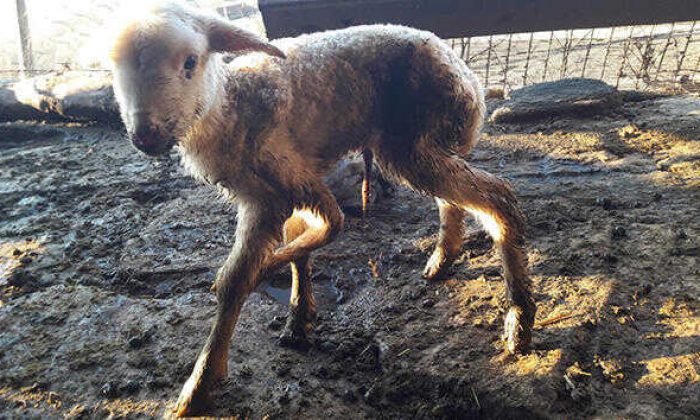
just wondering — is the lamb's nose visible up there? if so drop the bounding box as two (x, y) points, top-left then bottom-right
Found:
(132, 124), (162, 153)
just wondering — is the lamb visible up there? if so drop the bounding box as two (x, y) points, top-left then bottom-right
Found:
(109, 2), (536, 415)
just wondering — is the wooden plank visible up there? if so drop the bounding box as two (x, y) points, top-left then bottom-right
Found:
(260, 0), (700, 39)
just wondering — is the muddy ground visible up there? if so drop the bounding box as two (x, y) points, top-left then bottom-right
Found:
(0, 94), (699, 419)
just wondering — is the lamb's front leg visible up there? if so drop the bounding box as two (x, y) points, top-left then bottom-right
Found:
(176, 202), (284, 416)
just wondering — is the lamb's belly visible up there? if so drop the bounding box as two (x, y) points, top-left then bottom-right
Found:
(289, 118), (374, 165)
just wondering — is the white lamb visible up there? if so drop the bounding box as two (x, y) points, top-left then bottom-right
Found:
(110, 2), (535, 415)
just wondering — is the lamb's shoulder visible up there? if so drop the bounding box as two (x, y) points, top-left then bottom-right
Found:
(224, 56), (291, 138)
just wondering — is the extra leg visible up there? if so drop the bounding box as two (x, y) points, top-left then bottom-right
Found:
(278, 213), (317, 349)
(423, 197), (467, 280)
(176, 201), (285, 416)
(265, 183), (344, 273)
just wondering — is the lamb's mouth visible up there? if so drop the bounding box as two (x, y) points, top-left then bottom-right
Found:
(131, 135), (177, 157)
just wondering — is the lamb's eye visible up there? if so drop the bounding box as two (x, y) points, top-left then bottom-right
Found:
(183, 55), (197, 72)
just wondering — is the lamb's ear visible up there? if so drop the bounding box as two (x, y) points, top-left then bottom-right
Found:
(206, 18), (285, 59)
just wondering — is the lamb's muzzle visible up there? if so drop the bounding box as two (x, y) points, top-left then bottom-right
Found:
(110, 1), (536, 416)
(131, 120), (175, 156)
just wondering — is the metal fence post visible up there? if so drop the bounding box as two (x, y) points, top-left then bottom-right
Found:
(15, 0), (34, 78)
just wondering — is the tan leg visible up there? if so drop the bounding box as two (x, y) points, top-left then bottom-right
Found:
(456, 167), (535, 355)
(423, 198), (466, 280)
(176, 201), (284, 416)
(278, 214), (317, 349)
(265, 184), (344, 272)
(389, 153), (536, 354)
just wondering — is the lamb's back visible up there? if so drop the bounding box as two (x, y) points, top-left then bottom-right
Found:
(272, 25), (484, 162)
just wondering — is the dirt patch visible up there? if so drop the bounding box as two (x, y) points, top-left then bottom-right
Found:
(1, 95), (699, 418)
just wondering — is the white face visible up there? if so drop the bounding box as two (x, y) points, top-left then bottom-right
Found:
(111, 2), (284, 156)
(112, 16), (214, 156)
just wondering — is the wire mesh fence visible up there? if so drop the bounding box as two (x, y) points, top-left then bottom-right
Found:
(1, 0), (699, 93)
(449, 22), (700, 94)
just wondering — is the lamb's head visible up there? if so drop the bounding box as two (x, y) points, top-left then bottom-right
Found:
(110, 2), (285, 156)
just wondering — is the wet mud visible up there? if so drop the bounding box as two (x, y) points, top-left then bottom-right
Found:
(1, 95), (699, 418)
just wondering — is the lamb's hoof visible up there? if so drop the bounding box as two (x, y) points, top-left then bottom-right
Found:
(422, 248), (454, 281)
(278, 327), (312, 351)
(175, 378), (213, 417)
(175, 361), (227, 417)
(502, 306), (533, 355)
(278, 315), (314, 351)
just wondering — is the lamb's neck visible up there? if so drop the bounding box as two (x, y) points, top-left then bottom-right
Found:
(178, 56), (284, 199)
(178, 67), (239, 188)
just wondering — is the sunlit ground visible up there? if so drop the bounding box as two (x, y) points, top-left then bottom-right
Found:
(0, 386), (165, 417)
(0, 239), (44, 306)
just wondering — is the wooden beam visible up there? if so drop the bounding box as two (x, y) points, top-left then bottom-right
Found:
(260, 0), (700, 39)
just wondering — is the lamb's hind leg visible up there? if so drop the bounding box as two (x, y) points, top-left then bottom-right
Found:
(392, 153), (536, 354)
(423, 198), (466, 280)
(278, 212), (316, 350)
